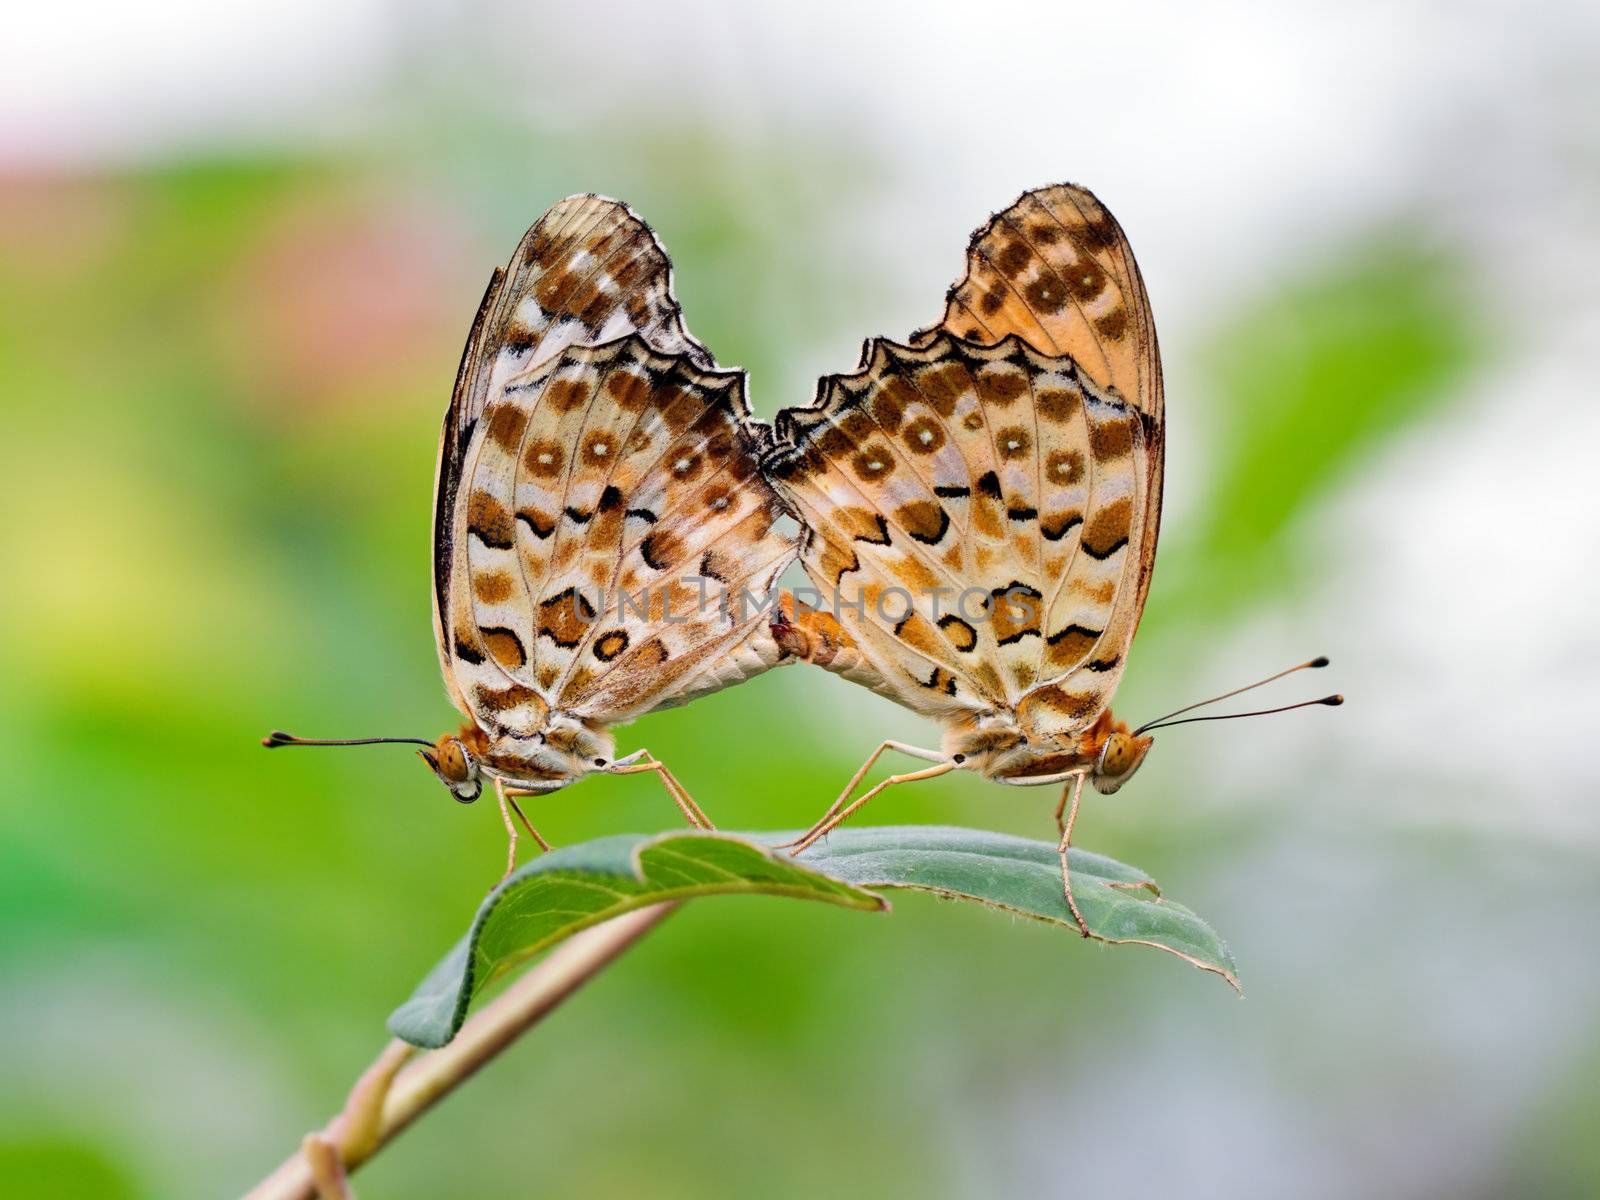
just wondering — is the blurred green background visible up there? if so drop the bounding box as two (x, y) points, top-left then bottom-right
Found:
(4, 4), (1599, 1197)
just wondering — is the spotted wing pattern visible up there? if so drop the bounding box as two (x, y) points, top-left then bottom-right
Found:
(766, 333), (1153, 732)
(435, 197), (794, 735)
(766, 184), (1163, 741)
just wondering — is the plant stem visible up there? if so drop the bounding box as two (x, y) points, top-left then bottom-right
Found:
(243, 903), (679, 1200)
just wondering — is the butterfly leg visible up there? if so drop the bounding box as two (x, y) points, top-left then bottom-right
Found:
(495, 779), (553, 885)
(786, 761), (955, 855)
(774, 741), (946, 850)
(608, 755), (715, 830)
(1054, 773), (1092, 938)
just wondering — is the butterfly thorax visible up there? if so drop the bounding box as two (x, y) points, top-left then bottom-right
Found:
(947, 707), (1149, 792)
(943, 712), (1085, 782)
(458, 712), (617, 793)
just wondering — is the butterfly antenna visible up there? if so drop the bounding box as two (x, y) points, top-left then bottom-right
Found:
(262, 731), (434, 749)
(1133, 656), (1331, 736)
(1135, 694), (1343, 734)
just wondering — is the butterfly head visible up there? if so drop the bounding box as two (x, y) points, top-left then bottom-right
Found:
(417, 733), (483, 804)
(1090, 723), (1154, 795)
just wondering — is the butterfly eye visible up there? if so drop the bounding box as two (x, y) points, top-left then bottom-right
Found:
(593, 757), (608, 768)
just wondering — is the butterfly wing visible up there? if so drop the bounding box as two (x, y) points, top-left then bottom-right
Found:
(767, 333), (1153, 728)
(766, 185), (1163, 740)
(435, 198), (793, 735)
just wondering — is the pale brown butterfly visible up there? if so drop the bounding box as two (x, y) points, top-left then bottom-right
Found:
(266, 195), (797, 879)
(760, 184), (1340, 932)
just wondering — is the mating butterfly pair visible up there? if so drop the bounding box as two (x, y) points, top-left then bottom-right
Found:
(266, 185), (1337, 932)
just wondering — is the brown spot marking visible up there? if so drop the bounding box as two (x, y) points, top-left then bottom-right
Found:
(474, 571), (515, 605)
(852, 444), (895, 482)
(618, 636), (670, 673)
(816, 422), (854, 458)
(594, 629), (630, 662)
(581, 429), (618, 467)
(481, 626), (527, 669)
(1022, 685), (1100, 725)
(1045, 448), (1085, 486)
(562, 664), (596, 697)
(892, 553), (940, 592)
(640, 529), (685, 573)
(1073, 213), (1119, 252)
(937, 614), (978, 652)
(655, 385), (704, 435)
(452, 626), (484, 665)
(473, 682), (544, 717)
(486, 403), (528, 454)
(591, 485), (624, 545)
(819, 541), (860, 585)
(1082, 498), (1132, 560)
(1037, 385), (1083, 424)
(701, 481), (736, 516)
(963, 412), (984, 432)
(537, 664), (558, 690)
(870, 386), (905, 433)
(1071, 577), (1118, 604)
(700, 547), (739, 583)
(1047, 623), (1100, 668)
(538, 587), (597, 647)
(668, 450), (704, 482)
(1024, 276), (1067, 314)
(467, 491), (515, 550)
(516, 508), (556, 540)
(1094, 307), (1129, 340)
(976, 368), (1028, 407)
(996, 240), (1032, 276)
(903, 416), (945, 454)
(895, 500), (949, 545)
(522, 439), (564, 478)
(504, 317), (540, 353)
(893, 612), (944, 658)
(1089, 413), (1134, 460)
(1065, 260), (1107, 301)
(991, 583), (1042, 645)
(1010, 661), (1038, 690)
(1042, 511), (1083, 542)
(916, 363), (971, 417)
(1028, 221), (1063, 245)
(972, 662), (1003, 697)
(605, 370), (652, 412)
(997, 426), (1032, 460)
(981, 287), (1006, 315)
(837, 506), (891, 545)
(546, 377), (591, 413)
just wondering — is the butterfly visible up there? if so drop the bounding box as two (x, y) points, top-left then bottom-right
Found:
(266, 195), (797, 879)
(760, 184), (1340, 932)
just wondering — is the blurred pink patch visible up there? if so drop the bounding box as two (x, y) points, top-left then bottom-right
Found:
(222, 188), (479, 414)
(0, 172), (131, 279)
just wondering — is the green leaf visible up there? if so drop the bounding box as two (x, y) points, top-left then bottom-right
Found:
(796, 826), (1238, 992)
(387, 831), (886, 1048)
(389, 827), (1237, 1048)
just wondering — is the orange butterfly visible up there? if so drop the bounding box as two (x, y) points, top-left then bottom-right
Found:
(761, 185), (1340, 932)
(266, 196), (796, 878)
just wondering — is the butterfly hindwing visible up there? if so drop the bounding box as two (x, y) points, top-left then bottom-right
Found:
(436, 197), (793, 736)
(767, 332), (1152, 730)
(768, 184), (1163, 742)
